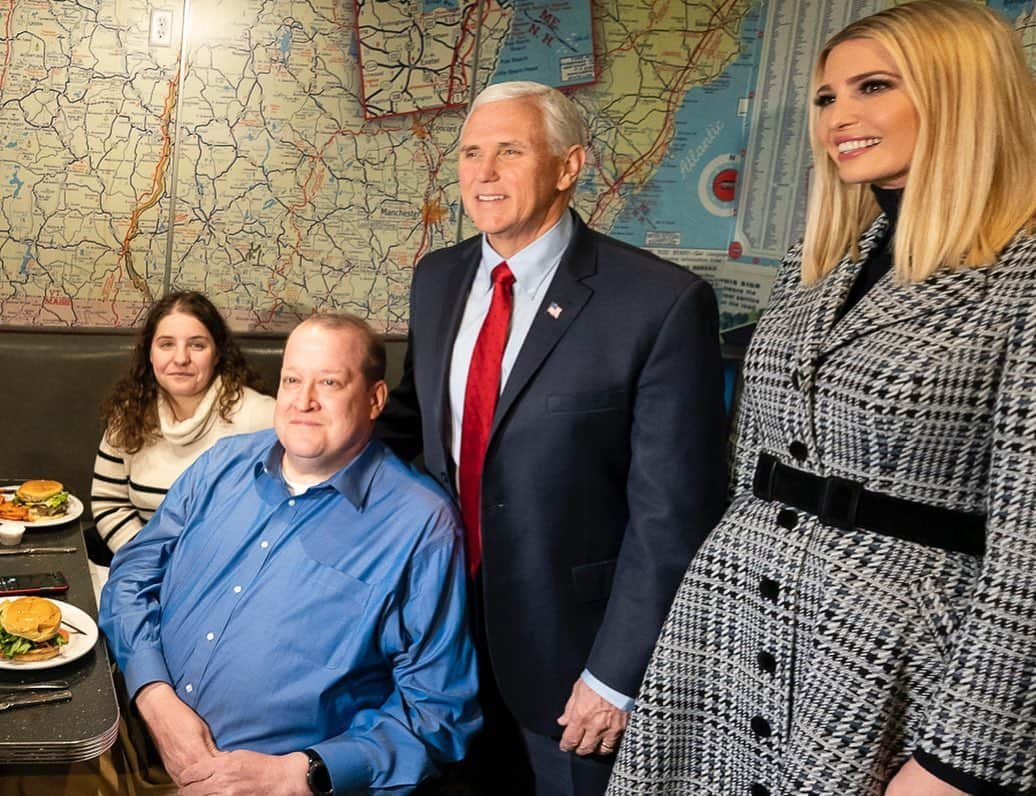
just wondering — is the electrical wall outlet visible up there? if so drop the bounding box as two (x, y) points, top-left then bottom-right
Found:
(149, 9), (173, 47)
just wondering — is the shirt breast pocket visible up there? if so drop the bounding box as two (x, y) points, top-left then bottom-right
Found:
(282, 551), (376, 671)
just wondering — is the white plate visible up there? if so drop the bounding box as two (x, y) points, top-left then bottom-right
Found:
(0, 488), (83, 528)
(0, 599), (99, 670)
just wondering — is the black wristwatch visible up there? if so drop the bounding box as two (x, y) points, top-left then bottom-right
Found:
(303, 749), (333, 796)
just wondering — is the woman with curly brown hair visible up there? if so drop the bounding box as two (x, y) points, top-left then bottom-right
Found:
(91, 291), (274, 556)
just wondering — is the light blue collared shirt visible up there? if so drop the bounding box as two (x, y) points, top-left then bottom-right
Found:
(446, 210), (634, 712)
(100, 431), (481, 793)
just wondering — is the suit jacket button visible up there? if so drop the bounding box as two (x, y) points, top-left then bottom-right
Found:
(759, 577), (779, 603)
(757, 650), (777, 673)
(751, 715), (772, 738)
(777, 509), (798, 529)
(788, 440), (808, 461)
(751, 785), (771, 796)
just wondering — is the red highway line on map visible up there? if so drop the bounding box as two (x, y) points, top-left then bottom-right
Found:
(588, 0), (742, 227)
(0, 0), (15, 94)
(447, 1), (484, 105)
(114, 63), (180, 311)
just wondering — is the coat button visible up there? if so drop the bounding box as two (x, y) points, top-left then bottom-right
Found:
(777, 509), (798, 529)
(759, 577), (779, 603)
(789, 440), (808, 461)
(751, 715), (772, 738)
(757, 650), (777, 673)
(751, 785), (770, 796)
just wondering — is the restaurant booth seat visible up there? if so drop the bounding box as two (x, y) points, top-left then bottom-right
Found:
(0, 326), (407, 524)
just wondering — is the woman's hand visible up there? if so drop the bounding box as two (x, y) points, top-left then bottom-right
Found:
(886, 758), (969, 796)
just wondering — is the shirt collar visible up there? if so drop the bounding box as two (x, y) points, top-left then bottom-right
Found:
(477, 210), (573, 299)
(256, 437), (386, 510)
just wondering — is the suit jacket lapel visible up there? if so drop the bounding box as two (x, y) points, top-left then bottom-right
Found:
(790, 216), (886, 377)
(432, 243), (480, 465)
(823, 244), (992, 357)
(492, 214), (595, 436)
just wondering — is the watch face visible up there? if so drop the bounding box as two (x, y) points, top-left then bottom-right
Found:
(306, 751), (333, 795)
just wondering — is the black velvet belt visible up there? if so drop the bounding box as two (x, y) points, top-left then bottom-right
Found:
(752, 452), (985, 555)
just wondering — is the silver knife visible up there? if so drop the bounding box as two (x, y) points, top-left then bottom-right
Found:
(0, 680), (69, 692)
(0, 689), (72, 710)
(0, 547), (77, 556)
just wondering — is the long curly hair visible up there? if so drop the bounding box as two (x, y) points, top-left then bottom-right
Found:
(101, 292), (263, 454)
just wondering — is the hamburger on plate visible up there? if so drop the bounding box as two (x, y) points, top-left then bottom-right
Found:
(13, 480), (69, 520)
(0, 596), (69, 662)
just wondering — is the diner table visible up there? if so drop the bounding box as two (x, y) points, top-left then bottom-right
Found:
(0, 484), (120, 766)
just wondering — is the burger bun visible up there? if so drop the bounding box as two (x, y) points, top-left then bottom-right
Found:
(15, 480), (64, 503)
(0, 596), (62, 642)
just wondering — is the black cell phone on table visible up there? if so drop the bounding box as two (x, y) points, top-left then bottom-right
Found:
(0, 572), (70, 597)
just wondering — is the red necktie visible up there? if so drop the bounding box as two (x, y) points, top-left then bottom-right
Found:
(459, 262), (515, 576)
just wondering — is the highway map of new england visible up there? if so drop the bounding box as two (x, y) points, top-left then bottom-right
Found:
(0, 0), (1033, 331)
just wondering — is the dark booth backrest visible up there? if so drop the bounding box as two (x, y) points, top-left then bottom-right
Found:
(0, 328), (406, 513)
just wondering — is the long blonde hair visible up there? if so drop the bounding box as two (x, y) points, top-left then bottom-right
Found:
(802, 0), (1036, 284)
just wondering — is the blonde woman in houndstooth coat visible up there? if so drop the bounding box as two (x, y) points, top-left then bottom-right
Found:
(608, 2), (1036, 794)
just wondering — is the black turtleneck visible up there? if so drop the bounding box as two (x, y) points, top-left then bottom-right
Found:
(838, 185), (903, 319)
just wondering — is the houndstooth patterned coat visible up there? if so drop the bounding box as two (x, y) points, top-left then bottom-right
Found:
(608, 215), (1036, 795)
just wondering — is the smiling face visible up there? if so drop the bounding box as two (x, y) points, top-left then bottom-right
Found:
(815, 38), (919, 189)
(458, 97), (585, 258)
(149, 311), (218, 418)
(274, 322), (387, 484)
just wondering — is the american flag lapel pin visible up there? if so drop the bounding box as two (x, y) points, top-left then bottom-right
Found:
(547, 302), (563, 319)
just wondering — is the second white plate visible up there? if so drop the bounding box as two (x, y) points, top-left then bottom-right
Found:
(0, 599), (99, 670)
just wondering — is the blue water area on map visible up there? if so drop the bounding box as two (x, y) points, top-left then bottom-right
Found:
(609, 2), (764, 251)
(20, 242), (32, 273)
(8, 170), (23, 198)
(989, 0), (1035, 16)
(490, 0), (594, 87)
(279, 29), (292, 62)
(423, 0), (459, 10)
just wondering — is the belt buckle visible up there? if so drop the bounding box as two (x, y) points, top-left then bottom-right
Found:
(819, 475), (863, 531)
(753, 453), (779, 501)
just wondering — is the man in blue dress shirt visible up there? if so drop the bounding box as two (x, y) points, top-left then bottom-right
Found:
(100, 314), (481, 795)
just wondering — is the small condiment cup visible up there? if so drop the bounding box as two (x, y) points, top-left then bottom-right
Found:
(0, 522), (26, 546)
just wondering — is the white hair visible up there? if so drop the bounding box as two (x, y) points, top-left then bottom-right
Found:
(465, 81), (586, 156)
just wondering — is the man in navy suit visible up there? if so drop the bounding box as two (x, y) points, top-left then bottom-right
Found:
(378, 81), (726, 795)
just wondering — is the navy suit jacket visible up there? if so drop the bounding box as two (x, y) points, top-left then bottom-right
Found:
(377, 212), (727, 736)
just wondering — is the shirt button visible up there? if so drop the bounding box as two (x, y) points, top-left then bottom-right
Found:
(288, 499), (296, 507)
(759, 577), (779, 603)
(260, 540), (269, 549)
(233, 585), (242, 594)
(185, 683), (193, 694)
(789, 440), (808, 461)
(751, 784), (771, 796)
(751, 715), (772, 738)
(777, 509), (798, 529)
(757, 650), (777, 673)
(206, 632), (215, 641)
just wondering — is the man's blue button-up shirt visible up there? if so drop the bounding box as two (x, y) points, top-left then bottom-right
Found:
(100, 431), (481, 794)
